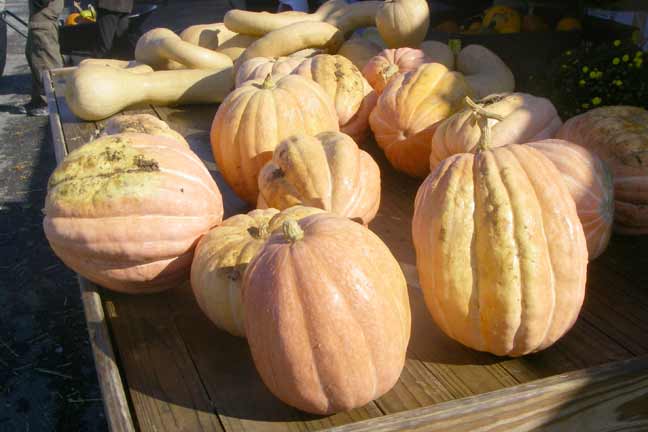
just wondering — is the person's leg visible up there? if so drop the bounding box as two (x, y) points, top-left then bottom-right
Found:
(24, 0), (64, 113)
(96, 8), (121, 58)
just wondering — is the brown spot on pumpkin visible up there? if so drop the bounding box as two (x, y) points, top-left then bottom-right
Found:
(269, 168), (285, 180)
(103, 147), (124, 162)
(227, 268), (241, 281)
(133, 155), (160, 171)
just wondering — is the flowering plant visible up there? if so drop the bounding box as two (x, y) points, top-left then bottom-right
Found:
(531, 38), (647, 118)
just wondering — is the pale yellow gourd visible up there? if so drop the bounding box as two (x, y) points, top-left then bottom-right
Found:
(234, 22), (344, 72)
(179, 22), (235, 49)
(79, 58), (154, 74)
(376, 0), (430, 48)
(420, 40), (455, 70)
(135, 28), (233, 70)
(65, 64), (234, 120)
(458, 44), (514, 98)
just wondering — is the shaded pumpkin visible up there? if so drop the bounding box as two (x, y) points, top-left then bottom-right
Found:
(243, 213), (411, 414)
(337, 36), (385, 71)
(210, 74), (339, 205)
(556, 106), (648, 234)
(190, 205), (323, 337)
(412, 108), (587, 356)
(257, 131), (381, 224)
(362, 47), (430, 94)
(369, 62), (473, 178)
(43, 133), (224, 293)
(234, 56), (303, 87)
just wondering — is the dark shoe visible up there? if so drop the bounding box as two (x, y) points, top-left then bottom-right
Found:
(18, 101), (48, 117)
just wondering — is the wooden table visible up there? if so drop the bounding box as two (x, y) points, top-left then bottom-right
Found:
(44, 68), (648, 432)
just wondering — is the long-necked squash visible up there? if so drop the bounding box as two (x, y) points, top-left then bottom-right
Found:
(458, 44), (515, 99)
(79, 58), (153, 74)
(65, 64), (234, 121)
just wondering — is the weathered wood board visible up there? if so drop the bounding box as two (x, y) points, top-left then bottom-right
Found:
(47, 68), (648, 432)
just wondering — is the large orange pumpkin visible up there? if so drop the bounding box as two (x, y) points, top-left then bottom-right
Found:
(257, 132), (381, 224)
(292, 54), (376, 144)
(234, 56), (304, 87)
(190, 206), (323, 337)
(362, 47), (430, 94)
(44, 133), (224, 293)
(556, 106), (648, 234)
(369, 62), (473, 178)
(527, 139), (614, 260)
(243, 213), (411, 414)
(210, 74), (339, 204)
(430, 93), (562, 170)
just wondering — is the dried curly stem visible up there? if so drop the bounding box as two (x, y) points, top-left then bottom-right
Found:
(464, 96), (505, 151)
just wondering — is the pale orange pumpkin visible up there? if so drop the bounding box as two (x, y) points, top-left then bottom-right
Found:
(257, 132), (381, 224)
(190, 205), (323, 337)
(243, 213), (411, 414)
(234, 56), (304, 87)
(102, 114), (189, 148)
(430, 93), (562, 170)
(556, 106), (648, 234)
(292, 54), (376, 144)
(362, 47), (430, 94)
(210, 74), (339, 204)
(527, 139), (614, 260)
(43, 133), (224, 294)
(369, 62), (473, 178)
(412, 110), (588, 356)
(376, 0), (430, 48)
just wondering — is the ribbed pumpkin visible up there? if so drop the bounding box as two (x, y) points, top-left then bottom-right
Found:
(369, 62), (473, 178)
(102, 114), (189, 148)
(257, 132), (381, 224)
(412, 107), (588, 357)
(44, 133), (224, 294)
(243, 213), (411, 414)
(376, 0), (430, 48)
(210, 74), (339, 204)
(527, 139), (614, 260)
(362, 48), (430, 94)
(190, 205), (323, 337)
(430, 93), (562, 170)
(556, 106), (648, 234)
(292, 54), (376, 144)
(234, 56), (303, 87)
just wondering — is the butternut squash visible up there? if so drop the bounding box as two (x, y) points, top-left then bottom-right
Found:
(180, 22), (235, 50)
(458, 44), (514, 98)
(135, 28), (233, 70)
(79, 58), (153, 74)
(420, 40), (455, 70)
(65, 64), (234, 121)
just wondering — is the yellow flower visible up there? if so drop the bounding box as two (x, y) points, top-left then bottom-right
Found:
(613, 57), (620, 65)
(592, 97), (602, 106)
(589, 71), (597, 78)
(635, 58), (643, 67)
(566, 50), (572, 56)
(579, 79), (586, 86)
(582, 66), (589, 73)
(614, 40), (621, 46)
(582, 103), (590, 109)
(615, 80), (623, 86)
(623, 54), (630, 62)
(636, 51), (643, 58)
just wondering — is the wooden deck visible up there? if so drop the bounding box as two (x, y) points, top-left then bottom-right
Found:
(45, 68), (648, 432)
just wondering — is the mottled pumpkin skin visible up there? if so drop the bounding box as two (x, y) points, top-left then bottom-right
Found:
(102, 114), (189, 148)
(243, 213), (411, 414)
(362, 48), (429, 94)
(556, 106), (648, 234)
(210, 74), (339, 204)
(257, 132), (381, 224)
(528, 139), (614, 260)
(44, 133), (224, 293)
(190, 206), (323, 337)
(412, 144), (587, 357)
(234, 56), (303, 87)
(369, 63), (473, 178)
(431, 93), (562, 170)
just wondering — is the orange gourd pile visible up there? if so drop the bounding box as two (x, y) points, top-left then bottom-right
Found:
(48, 0), (648, 418)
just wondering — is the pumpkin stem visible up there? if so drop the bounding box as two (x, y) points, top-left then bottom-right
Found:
(464, 96), (505, 151)
(282, 220), (304, 243)
(262, 73), (275, 89)
(253, 222), (269, 239)
(383, 64), (400, 81)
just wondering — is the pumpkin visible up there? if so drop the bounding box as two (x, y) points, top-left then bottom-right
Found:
(243, 213), (411, 414)
(43, 133), (224, 293)
(362, 48), (430, 94)
(420, 40), (455, 70)
(235, 56), (303, 87)
(556, 106), (648, 234)
(482, 5), (522, 33)
(65, 64), (234, 121)
(340, 79), (378, 145)
(292, 54), (376, 144)
(257, 132), (381, 224)
(457, 44), (515, 99)
(102, 114), (189, 148)
(556, 17), (582, 31)
(369, 62), (473, 178)
(430, 93), (562, 170)
(412, 102), (588, 356)
(210, 74), (339, 204)
(376, 0), (430, 48)
(190, 205), (323, 337)
(135, 28), (233, 70)
(337, 37), (383, 71)
(527, 139), (614, 260)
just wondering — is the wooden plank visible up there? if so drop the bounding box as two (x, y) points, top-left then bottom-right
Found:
(326, 355), (648, 432)
(46, 69), (136, 432)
